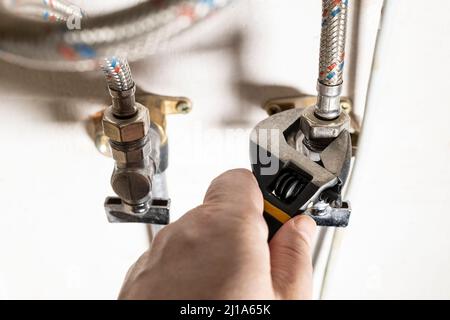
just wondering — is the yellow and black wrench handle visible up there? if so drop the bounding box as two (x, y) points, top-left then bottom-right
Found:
(263, 200), (293, 241)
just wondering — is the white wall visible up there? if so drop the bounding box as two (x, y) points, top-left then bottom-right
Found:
(323, 0), (450, 299)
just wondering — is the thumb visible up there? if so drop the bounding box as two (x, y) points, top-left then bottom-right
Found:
(269, 215), (316, 299)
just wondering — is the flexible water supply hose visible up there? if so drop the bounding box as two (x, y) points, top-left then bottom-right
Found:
(101, 57), (135, 92)
(315, 0), (349, 120)
(0, 0), (232, 71)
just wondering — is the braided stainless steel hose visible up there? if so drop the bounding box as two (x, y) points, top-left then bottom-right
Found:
(102, 56), (137, 118)
(315, 0), (349, 120)
(0, 0), (232, 71)
(102, 57), (134, 92)
(41, 0), (84, 19)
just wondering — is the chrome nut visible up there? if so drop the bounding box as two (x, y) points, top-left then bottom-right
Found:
(300, 106), (350, 141)
(111, 142), (151, 163)
(102, 103), (150, 143)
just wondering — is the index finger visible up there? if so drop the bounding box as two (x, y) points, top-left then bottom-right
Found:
(203, 169), (264, 220)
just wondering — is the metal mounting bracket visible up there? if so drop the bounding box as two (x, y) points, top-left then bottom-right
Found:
(89, 88), (192, 157)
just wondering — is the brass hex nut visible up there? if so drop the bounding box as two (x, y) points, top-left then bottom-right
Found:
(102, 103), (150, 143)
(111, 142), (151, 163)
(300, 106), (350, 141)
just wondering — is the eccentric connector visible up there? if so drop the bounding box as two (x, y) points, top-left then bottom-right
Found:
(103, 99), (155, 208)
(101, 56), (169, 224)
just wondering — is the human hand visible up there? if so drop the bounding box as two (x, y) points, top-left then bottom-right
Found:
(119, 169), (317, 300)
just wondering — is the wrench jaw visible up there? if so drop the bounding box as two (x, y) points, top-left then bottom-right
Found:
(250, 108), (352, 238)
(250, 153), (323, 218)
(303, 201), (350, 227)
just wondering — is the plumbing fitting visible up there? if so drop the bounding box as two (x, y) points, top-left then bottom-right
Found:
(250, 0), (352, 239)
(250, 108), (351, 239)
(315, 0), (348, 120)
(101, 57), (169, 224)
(300, 0), (350, 155)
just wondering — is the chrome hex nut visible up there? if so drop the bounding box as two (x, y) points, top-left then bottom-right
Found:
(300, 106), (350, 141)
